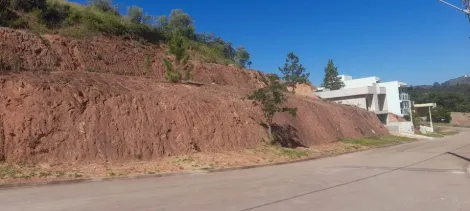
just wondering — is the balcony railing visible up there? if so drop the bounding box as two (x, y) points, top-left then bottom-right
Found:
(399, 93), (410, 101)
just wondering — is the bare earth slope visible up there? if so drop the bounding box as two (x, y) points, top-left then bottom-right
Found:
(0, 28), (388, 164)
(0, 27), (264, 89)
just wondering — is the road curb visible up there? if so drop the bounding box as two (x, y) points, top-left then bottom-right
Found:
(0, 141), (415, 190)
(467, 164), (470, 177)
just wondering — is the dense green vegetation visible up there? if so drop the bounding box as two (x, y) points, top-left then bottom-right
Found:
(0, 0), (250, 67)
(407, 84), (470, 123)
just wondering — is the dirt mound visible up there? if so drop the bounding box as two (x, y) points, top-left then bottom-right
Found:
(388, 113), (406, 123)
(0, 27), (264, 89)
(451, 112), (470, 126)
(0, 72), (387, 163)
(287, 83), (317, 98)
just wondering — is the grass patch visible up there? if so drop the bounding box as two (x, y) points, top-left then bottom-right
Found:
(85, 67), (100, 72)
(72, 173), (83, 178)
(251, 145), (309, 160)
(437, 130), (459, 136)
(416, 127), (459, 138)
(0, 165), (21, 179)
(340, 135), (416, 147)
(277, 148), (309, 159)
(418, 133), (444, 138)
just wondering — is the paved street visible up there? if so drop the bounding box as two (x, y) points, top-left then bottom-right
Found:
(1, 129), (470, 211)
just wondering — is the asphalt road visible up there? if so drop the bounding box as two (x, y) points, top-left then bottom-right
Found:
(1, 129), (470, 211)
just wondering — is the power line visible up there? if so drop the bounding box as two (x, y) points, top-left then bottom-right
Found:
(438, 0), (470, 14)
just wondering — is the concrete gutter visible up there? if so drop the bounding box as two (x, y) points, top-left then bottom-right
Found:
(390, 132), (434, 140)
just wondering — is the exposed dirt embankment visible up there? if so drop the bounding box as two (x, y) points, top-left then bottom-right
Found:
(0, 27), (264, 89)
(451, 112), (470, 126)
(0, 73), (387, 163)
(0, 27), (388, 164)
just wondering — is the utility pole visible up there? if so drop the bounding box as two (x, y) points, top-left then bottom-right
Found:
(438, 0), (470, 14)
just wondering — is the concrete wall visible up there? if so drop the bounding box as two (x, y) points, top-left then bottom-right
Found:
(330, 96), (368, 110)
(316, 85), (387, 114)
(378, 81), (401, 116)
(339, 75), (352, 82)
(343, 77), (380, 89)
(378, 94), (387, 111)
(317, 76), (405, 117)
(419, 126), (434, 134)
(387, 122), (414, 134)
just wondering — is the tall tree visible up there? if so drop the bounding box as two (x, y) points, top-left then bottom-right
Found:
(235, 47), (250, 68)
(169, 9), (195, 38)
(247, 74), (297, 143)
(321, 59), (344, 90)
(127, 5), (143, 24)
(155, 9), (195, 39)
(278, 52), (309, 93)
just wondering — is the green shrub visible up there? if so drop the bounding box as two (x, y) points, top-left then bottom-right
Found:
(11, 0), (47, 12)
(88, 0), (118, 15)
(188, 41), (234, 65)
(144, 55), (151, 70)
(0, 10), (27, 28)
(40, 0), (72, 28)
(0, 0), (9, 10)
(163, 59), (182, 82)
(127, 5), (143, 24)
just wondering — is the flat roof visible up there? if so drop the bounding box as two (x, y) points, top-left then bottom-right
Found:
(414, 103), (437, 108)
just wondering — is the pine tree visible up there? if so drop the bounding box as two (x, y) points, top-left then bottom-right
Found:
(321, 59), (344, 90)
(164, 33), (193, 83)
(278, 52), (310, 93)
(247, 74), (297, 143)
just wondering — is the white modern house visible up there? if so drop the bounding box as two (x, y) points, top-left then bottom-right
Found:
(316, 75), (411, 124)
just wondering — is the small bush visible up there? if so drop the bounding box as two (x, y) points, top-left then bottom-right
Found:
(88, 0), (118, 15)
(0, 9), (27, 28)
(163, 59), (182, 82)
(188, 41), (235, 65)
(144, 55), (151, 70)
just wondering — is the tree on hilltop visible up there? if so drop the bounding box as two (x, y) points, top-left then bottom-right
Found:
(321, 59), (344, 90)
(235, 46), (251, 68)
(279, 52), (310, 93)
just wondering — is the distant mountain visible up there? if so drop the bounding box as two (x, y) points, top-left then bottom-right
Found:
(442, 75), (470, 86)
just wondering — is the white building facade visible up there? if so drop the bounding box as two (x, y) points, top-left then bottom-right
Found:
(316, 75), (411, 123)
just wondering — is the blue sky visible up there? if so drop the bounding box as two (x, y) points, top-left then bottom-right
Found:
(73, 0), (470, 85)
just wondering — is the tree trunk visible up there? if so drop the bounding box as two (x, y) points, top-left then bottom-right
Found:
(267, 123), (273, 141)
